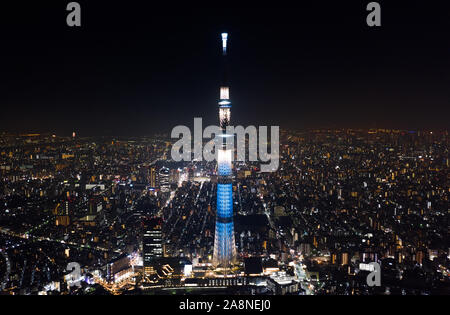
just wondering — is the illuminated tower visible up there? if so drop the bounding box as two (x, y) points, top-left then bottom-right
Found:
(213, 32), (237, 268)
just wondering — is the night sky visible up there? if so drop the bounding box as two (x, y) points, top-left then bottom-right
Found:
(0, 1), (448, 136)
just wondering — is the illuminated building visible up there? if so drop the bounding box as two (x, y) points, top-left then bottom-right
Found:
(143, 217), (163, 279)
(159, 167), (170, 193)
(106, 254), (131, 283)
(149, 166), (157, 188)
(267, 271), (299, 295)
(213, 32), (237, 268)
(341, 252), (349, 266)
(145, 257), (191, 287)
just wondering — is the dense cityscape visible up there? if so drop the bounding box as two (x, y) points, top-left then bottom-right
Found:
(0, 129), (448, 295)
(0, 1), (449, 302)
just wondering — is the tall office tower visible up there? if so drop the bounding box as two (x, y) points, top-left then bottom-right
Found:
(143, 217), (163, 279)
(158, 167), (170, 193)
(55, 199), (71, 227)
(213, 32), (237, 268)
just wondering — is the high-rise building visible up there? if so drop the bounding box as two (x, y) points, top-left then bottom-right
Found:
(149, 166), (157, 188)
(159, 167), (170, 193)
(213, 32), (237, 268)
(143, 217), (163, 279)
(55, 199), (71, 227)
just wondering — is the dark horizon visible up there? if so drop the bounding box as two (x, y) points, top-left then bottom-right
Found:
(0, 1), (449, 136)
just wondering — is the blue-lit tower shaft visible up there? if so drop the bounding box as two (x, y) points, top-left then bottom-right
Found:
(213, 32), (236, 268)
